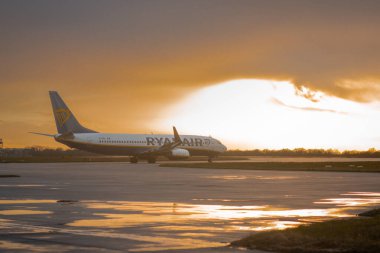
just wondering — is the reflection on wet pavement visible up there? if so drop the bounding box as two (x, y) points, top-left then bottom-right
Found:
(342, 192), (380, 197)
(66, 201), (344, 229)
(314, 192), (380, 206)
(0, 162), (379, 252)
(0, 192), (379, 252)
(0, 218), (224, 252)
(0, 240), (54, 252)
(205, 175), (248, 180)
(0, 185), (46, 187)
(204, 175), (298, 180)
(0, 200), (55, 204)
(0, 210), (52, 215)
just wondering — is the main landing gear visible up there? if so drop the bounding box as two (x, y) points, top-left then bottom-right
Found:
(208, 156), (213, 163)
(130, 156), (156, 164)
(130, 157), (138, 163)
(147, 157), (156, 164)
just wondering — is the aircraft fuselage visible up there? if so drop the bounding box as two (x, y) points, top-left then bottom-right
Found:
(56, 133), (226, 157)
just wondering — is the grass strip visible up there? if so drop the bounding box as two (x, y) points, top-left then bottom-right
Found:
(231, 211), (380, 253)
(160, 161), (380, 172)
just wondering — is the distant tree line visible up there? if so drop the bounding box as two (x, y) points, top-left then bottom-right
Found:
(224, 148), (380, 158)
(1, 146), (96, 157)
(2, 146), (380, 158)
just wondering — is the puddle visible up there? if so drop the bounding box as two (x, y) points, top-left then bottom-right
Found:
(0, 210), (52, 215)
(177, 232), (215, 237)
(0, 200), (55, 204)
(0, 200), (55, 218)
(57, 200), (78, 204)
(151, 225), (227, 231)
(0, 175), (20, 178)
(203, 175), (299, 180)
(234, 220), (302, 231)
(0, 240), (53, 252)
(314, 192), (380, 207)
(192, 198), (253, 202)
(253, 176), (298, 180)
(205, 175), (248, 180)
(0, 185), (46, 187)
(0, 192), (379, 252)
(64, 200), (351, 243)
(342, 192), (380, 197)
(0, 220), (225, 252)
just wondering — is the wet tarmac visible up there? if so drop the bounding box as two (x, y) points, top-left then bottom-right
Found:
(0, 162), (379, 252)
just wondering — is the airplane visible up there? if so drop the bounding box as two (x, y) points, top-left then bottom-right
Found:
(31, 91), (227, 163)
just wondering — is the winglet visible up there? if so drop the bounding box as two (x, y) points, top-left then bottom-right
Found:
(140, 127), (182, 156)
(173, 126), (181, 143)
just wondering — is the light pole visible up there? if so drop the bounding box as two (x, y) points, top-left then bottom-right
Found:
(0, 138), (3, 159)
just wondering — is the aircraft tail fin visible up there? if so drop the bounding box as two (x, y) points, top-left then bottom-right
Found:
(49, 91), (97, 134)
(173, 126), (181, 143)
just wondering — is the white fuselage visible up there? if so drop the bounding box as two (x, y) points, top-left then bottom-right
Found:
(41, 91), (227, 162)
(55, 133), (226, 157)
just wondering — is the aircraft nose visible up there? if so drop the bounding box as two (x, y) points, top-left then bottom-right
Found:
(222, 144), (227, 152)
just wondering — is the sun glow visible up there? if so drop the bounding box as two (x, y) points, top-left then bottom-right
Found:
(156, 79), (380, 150)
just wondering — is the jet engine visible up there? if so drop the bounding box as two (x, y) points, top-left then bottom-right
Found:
(167, 148), (190, 160)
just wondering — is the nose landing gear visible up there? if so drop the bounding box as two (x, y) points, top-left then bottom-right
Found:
(130, 157), (138, 163)
(147, 157), (157, 164)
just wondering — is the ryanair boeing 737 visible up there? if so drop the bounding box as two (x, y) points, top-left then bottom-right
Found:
(31, 91), (227, 163)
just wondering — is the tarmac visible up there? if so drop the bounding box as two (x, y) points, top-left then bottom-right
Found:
(0, 161), (379, 252)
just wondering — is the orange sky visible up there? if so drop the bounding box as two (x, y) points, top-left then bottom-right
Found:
(1, 1), (380, 149)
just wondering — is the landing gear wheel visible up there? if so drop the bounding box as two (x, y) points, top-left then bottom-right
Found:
(147, 157), (156, 164)
(130, 157), (138, 163)
(208, 157), (213, 163)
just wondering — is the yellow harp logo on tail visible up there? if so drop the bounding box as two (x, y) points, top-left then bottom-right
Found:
(55, 108), (71, 127)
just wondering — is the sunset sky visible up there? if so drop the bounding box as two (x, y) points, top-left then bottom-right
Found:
(1, 0), (380, 149)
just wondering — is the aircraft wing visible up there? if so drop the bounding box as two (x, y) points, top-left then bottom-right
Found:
(140, 126), (182, 156)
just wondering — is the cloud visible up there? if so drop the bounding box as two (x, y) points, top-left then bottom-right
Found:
(1, 1), (380, 146)
(1, 1), (380, 100)
(271, 98), (347, 115)
(158, 79), (379, 150)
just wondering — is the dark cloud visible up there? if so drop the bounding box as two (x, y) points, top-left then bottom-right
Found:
(1, 0), (380, 146)
(2, 1), (380, 90)
(271, 98), (347, 114)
